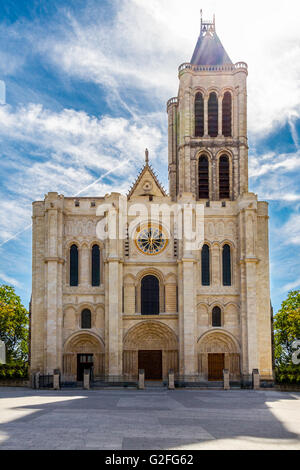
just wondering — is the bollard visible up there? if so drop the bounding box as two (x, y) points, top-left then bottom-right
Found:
(35, 372), (40, 389)
(252, 369), (260, 390)
(83, 369), (90, 390)
(168, 369), (175, 390)
(223, 369), (230, 390)
(53, 369), (60, 390)
(138, 369), (145, 390)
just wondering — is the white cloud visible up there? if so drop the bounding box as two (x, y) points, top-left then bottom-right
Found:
(36, 0), (300, 136)
(282, 214), (300, 245)
(0, 104), (165, 171)
(282, 277), (300, 292)
(0, 103), (167, 242)
(249, 150), (300, 178)
(0, 272), (22, 289)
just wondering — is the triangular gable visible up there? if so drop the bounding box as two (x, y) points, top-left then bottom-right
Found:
(127, 163), (167, 199)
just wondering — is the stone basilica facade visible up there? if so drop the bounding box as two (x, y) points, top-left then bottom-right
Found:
(30, 17), (273, 386)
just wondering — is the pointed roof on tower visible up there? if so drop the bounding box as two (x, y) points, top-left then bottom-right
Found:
(191, 12), (232, 66)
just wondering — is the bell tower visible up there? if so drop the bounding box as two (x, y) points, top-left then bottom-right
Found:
(167, 13), (248, 201)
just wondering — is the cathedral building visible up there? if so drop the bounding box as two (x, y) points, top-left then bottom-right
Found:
(30, 16), (273, 386)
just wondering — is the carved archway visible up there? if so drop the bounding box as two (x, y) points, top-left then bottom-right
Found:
(123, 321), (178, 378)
(197, 330), (240, 380)
(63, 332), (105, 380)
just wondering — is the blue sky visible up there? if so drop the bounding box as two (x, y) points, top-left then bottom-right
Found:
(0, 0), (299, 314)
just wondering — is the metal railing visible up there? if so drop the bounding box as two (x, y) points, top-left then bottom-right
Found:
(39, 374), (53, 388)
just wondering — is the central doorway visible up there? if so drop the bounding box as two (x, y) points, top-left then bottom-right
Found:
(208, 353), (224, 381)
(77, 353), (93, 381)
(138, 350), (162, 380)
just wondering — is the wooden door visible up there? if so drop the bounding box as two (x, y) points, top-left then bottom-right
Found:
(208, 353), (224, 381)
(77, 354), (93, 381)
(138, 350), (162, 380)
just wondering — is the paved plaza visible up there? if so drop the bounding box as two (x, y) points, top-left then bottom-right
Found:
(0, 387), (299, 450)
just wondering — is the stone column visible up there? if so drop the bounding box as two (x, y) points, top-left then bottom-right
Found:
(44, 193), (64, 374)
(239, 201), (259, 385)
(211, 243), (220, 286)
(167, 100), (178, 199)
(204, 96), (208, 137)
(218, 95), (223, 136)
(80, 244), (90, 286)
(182, 258), (197, 376)
(105, 196), (123, 377)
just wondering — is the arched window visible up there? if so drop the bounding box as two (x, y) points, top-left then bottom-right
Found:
(222, 92), (232, 137)
(222, 244), (232, 286)
(212, 306), (222, 327)
(70, 244), (78, 286)
(208, 92), (218, 137)
(195, 92), (204, 137)
(198, 155), (209, 199)
(141, 275), (159, 315)
(91, 245), (100, 286)
(219, 155), (230, 199)
(81, 309), (91, 329)
(201, 244), (210, 286)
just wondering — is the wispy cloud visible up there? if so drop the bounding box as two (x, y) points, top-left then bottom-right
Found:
(0, 103), (167, 241)
(0, 272), (22, 289)
(282, 277), (300, 292)
(281, 214), (300, 245)
(33, 0), (300, 136)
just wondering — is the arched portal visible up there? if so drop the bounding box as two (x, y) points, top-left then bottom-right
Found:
(123, 321), (178, 379)
(198, 330), (240, 381)
(63, 332), (104, 381)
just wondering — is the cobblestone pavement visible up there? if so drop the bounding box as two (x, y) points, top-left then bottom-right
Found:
(0, 388), (299, 449)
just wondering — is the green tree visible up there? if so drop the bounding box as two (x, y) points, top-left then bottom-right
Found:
(0, 284), (29, 364)
(274, 290), (300, 384)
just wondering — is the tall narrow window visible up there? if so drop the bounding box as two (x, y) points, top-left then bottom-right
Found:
(201, 244), (210, 286)
(141, 275), (159, 315)
(222, 92), (232, 137)
(70, 244), (78, 286)
(212, 306), (222, 327)
(195, 92), (204, 137)
(81, 309), (91, 329)
(208, 92), (218, 137)
(222, 244), (232, 286)
(219, 155), (230, 199)
(91, 245), (100, 286)
(198, 155), (209, 199)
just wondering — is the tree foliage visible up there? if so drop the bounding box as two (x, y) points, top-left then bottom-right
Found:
(274, 290), (300, 383)
(0, 284), (29, 364)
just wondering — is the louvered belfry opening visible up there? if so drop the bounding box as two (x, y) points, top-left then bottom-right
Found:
(219, 155), (230, 199)
(141, 275), (159, 315)
(222, 92), (232, 137)
(91, 245), (100, 286)
(201, 244), (210, 286)
(208, 92), (218, 137)
(70, 244), (78, 286)
(222, 244), (232, 286)
(198, 155), (209, 199)
(195, 92), (204, 137)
